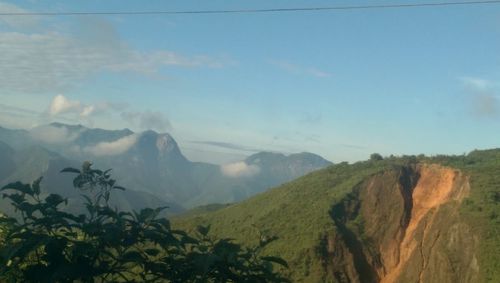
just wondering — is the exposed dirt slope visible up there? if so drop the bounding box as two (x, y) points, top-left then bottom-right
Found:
(328, 164), (478, 283)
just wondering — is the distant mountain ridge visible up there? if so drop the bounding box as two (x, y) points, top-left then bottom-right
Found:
(0, 123), (332, 211)
(0, 141), (182, 216)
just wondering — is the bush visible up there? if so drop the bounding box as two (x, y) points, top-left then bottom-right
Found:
(0, 162), (289, 282)
(369, 153), (383, 161)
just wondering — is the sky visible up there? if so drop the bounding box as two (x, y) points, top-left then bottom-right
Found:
(0, 0), (500, 164)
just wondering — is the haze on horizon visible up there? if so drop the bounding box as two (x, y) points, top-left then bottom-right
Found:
(1, 0), (500, 164)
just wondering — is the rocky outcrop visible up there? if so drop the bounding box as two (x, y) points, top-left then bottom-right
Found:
(325, 164), (478, 283)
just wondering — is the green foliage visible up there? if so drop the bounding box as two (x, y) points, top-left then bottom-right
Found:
(369, 153), (383, 161)
(174, 160), (390, 282)
(0, 162), (289, 283)
(175, 153), (500, 282)
(428, 149), (500, 283)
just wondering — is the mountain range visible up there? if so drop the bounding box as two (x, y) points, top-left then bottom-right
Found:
(1, 123), (499, 281)
(0, 123), (332, 212)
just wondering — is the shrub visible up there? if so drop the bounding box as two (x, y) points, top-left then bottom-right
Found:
(0, 162), (288, 283)
(369, 153), (383, 161)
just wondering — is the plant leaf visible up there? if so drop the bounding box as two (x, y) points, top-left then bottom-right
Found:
(1, 182), (33, 195)
(60, 167), (81, 174)
(45, 194), (66, 207)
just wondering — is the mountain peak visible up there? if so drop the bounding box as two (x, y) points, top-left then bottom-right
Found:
(135, 130), (182, 158)
(156, 133), (176, 153)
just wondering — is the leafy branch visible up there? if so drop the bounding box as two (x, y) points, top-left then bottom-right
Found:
(0, 162), (288, 282)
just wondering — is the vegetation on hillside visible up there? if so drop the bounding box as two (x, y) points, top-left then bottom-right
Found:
(174, 151), (500, 282)
(1, 149), (499, 282)
(175, 160), (392, 282)
(426, 150), (500, 282)
(0, 162), (289, 282)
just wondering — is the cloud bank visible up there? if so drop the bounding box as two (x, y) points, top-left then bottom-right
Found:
(0, 7), (230, 93)
(45, 95), (170, 131)
(28, 122), (138, 156)
(83, 134), (138, 156)
(220, 162), (260, 178)
(0, 2), (39, 28)
(49, 95), (82, 116)
(47, 95), (124, 118)
(29, 124), (82, 144)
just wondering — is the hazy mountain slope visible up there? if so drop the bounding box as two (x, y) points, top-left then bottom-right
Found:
(58, 123), (134, 147)
(0, 126), (32, 150)
(0, 123), (333, 208)
(0, 145), (183, 215)
(174, 152), (500, 282)
(186, 152), (333, 207)
(90, 130), (195, 201)
(0, 141), (16, 181)
(6, 146), (64, 184)
(245, 151), (333, 192)
(92, 132), (332, 208)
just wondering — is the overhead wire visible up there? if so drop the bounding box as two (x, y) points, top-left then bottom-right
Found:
(0, 1), (499, 16)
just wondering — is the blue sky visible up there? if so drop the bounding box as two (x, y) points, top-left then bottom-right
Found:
(0, 0), (499, 163)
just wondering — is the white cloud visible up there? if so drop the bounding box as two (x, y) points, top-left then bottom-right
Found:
(0, 2), (39, 28)
(84, 134), (138, 156)
(80, 105), (96, 117)
(49, 95), (82, 116)
(0, 16), (230, 93)
(460, 77), (493, 91)
(29, 124), (82, 144)
(44, 95), (170, 131)
(220, 161), (260, 178)
(270, 60), (332, 78)
(47, 94), (127, 119)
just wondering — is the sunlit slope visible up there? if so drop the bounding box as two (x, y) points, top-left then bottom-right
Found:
(174, 152), (500, 282)
(174, 161), (387, 282)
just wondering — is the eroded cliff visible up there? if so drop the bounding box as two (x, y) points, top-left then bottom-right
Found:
(326, 164), (478, 283)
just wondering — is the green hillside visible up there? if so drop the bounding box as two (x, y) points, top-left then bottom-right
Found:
(174, 151), (500, 282)
(174, 160), (392, 281)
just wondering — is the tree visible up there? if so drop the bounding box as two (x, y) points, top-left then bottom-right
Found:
(0, 162), (289, 282)
(370, 153), (383, 161)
